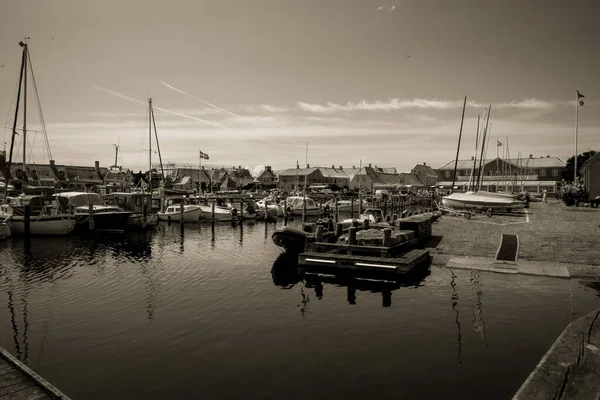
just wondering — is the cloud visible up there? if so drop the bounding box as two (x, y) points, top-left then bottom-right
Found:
(297, 98), (477, 113)
(496, 98), (555, 110)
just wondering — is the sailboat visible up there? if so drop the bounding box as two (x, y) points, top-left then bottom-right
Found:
(0, 41), (76, 235)
(441, 102), (525, 212)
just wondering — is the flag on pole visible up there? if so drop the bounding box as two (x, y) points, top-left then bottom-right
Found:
(497, 140), (502, 147)
(199, 150), (209, 160)
(577, 90), (586, 107)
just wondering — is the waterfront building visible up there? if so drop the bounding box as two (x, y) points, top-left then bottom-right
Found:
(436, 155), (566, 193)
(411, 163), (439, 186)
(257, 166), (278, 187)
(580, 153), (600, 200)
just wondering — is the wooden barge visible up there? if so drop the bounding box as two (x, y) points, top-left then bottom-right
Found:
(296, 212), (436, 275)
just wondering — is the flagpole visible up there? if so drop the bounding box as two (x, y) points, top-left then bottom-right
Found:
(575, 91), (579, 183)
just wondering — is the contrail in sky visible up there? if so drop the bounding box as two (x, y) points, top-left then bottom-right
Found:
(92, 85), (226, 129)
(161, 81), (290, 146)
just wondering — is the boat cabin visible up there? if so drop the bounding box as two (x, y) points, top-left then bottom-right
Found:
(105, 192), (152, 216)
(283, 196), (318, 210)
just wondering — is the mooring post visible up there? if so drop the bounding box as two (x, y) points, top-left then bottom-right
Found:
(24, 204), (31, 239)
(358, 193), (362, 214)
(211, 200), (216, 224)
(265, 200), (269, 224)
(315, 225), (324, 242)
(335, 197), (339, 224)
(335, 222), (343, 237)
(383, 228), (392, 247)
(362, 219), (369, 230)
(351, 220), (359, 229)
(180, 203), (184, 222)
(350, 197), (354, 218)
(240, 199), (244, 220)
(168, 215), (171, 225)
(348, 226), (357, 245)
(88, 204), (94, 231)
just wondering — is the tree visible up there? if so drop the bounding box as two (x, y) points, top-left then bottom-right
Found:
(562, 150), (597, 183)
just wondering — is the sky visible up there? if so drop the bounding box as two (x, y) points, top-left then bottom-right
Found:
(1, 0), (599, 175)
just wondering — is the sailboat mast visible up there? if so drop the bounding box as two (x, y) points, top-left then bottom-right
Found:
(3, 42), (26, 201)
(450, 96), (467, 194)
(148, 98), (152, 192)
(468, 115), (481, 190)
(150, 105), (165, 183)
(22, 41), (28, 172)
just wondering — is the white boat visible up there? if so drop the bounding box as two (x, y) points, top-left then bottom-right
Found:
(255, 198), (280, 215)
(442, 192), (525, 211)
(226, 201), (257, 220)
(279, 196), (321, 216)
(0, 196), (76, 235)
(466, 190), (522, 200)
(323, 198), (364, 212)
(198, 204), (236, 221)
(157, 204), (202, 222)
(341, 208), (384, 224)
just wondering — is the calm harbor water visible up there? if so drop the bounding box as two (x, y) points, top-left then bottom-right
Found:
(0, 220), (599, 400)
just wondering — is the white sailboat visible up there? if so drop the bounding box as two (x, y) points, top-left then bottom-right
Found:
(441, 102), (524, 212)
(0, 41), (76, 235)
(198, 204), (237, 221)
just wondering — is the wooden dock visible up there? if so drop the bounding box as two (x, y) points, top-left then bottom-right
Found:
(0, 346), (71, 400)
(299, 248), (430, 274)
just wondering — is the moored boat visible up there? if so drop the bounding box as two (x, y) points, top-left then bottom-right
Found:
(157, 204), (202, 222)
(0, 217), (11, 239)
(56, 192), (133, 233)
(105, 192), (158, 229)
(198, 204), (236, 221)
(441, 192), (525, 211)
(279, 196), (321, 216)
(272, 226), (311, 254)
(0, 196), (76, 235)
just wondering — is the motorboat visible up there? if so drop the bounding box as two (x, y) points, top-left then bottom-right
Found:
(55, 192), (133, 233)
(198, 204), (237, 221)
(105, 192), (158, 229)
(279, 196), (321, 216)
(465, 190), (522, 200)
(226, 201), (258, 220)
(255, 198), (280, 215)
(341, 208), (385, 224)
(323, 198), (364, 212)
(0, 195), (76, 235)
(157, 204), (202, 222)
(272, 226), (311, 254)
(441, 192), (525, 211)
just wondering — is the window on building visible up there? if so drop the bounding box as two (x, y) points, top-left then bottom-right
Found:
(540, 169), (546, 177)
(552, 169), (558, 177)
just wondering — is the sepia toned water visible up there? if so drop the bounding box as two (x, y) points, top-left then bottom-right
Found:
(0, 220), (599, 400)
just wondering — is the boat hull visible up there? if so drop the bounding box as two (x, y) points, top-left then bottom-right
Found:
(198, 205), (235, 221)
(442, 193), (524, 210)
(7, 216), (76, 235)
(157, 207), (202, 222)
(128, 213), (159, 229)
(74, 211), (133, 233)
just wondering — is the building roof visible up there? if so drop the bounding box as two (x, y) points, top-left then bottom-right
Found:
(227, 168), (253, 179)
(317, 167), (349, 179)
(398, 173), (426, 186)
(438, 156), (565, 170)
(258, 168), (276, 180)
(582, 152), (600, 169)
(411, 164), (438, 177)
(278, 167), (319, 177)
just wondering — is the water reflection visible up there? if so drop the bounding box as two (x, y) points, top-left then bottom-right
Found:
(470, 270), (488, 348)
(271, 253), (431, 308)
(450, 270), (462, 364)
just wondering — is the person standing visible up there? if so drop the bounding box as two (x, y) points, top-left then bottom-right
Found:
(542, 189), (547, 203)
